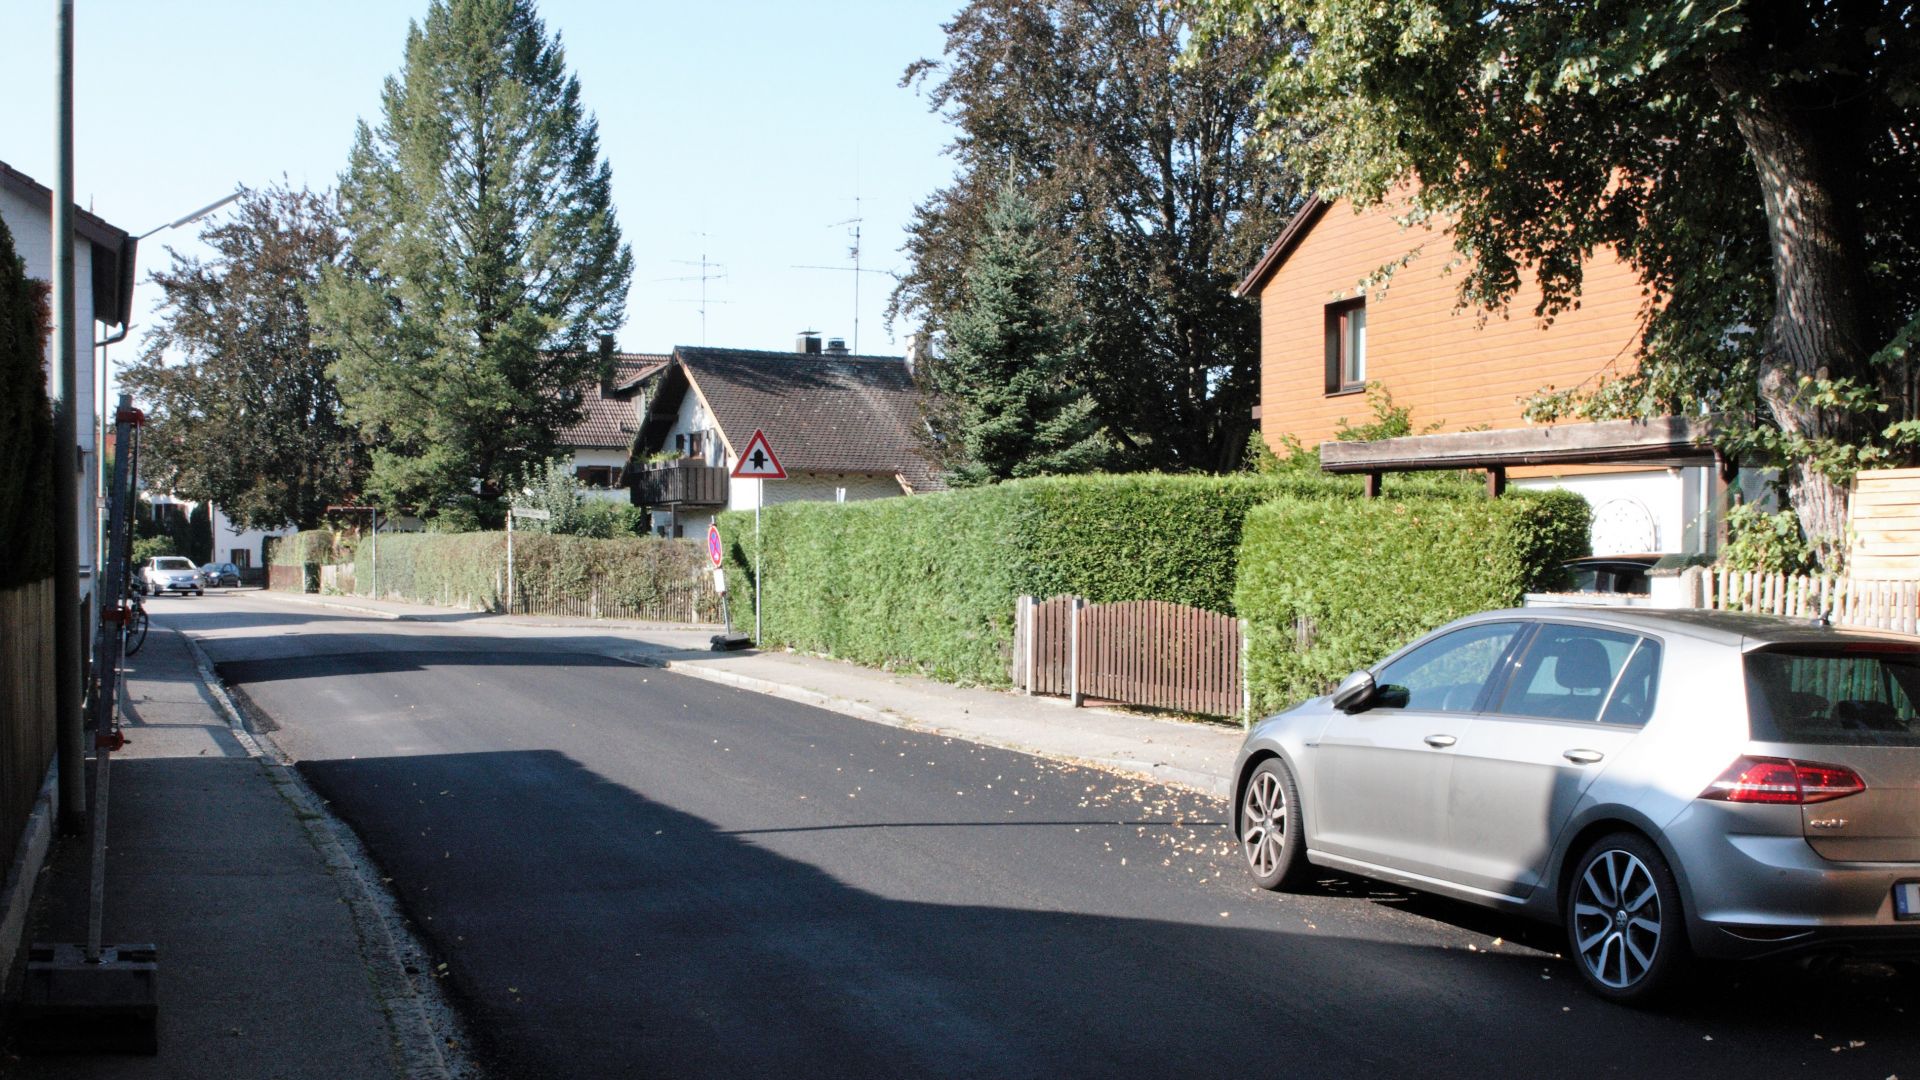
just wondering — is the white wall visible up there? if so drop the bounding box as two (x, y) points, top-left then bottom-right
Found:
(212, 507), (288, 572)
(569, 447), (630, 503)
(1512, 467), (1703, 555)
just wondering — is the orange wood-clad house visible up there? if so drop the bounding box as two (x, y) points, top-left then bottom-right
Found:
(1237, 194), (1725, 556)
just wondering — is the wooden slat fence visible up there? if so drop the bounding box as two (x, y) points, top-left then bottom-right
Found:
(1017, 594), (1246, 719)
(1691, 567), (1920, 635)
(0, 579), (56, 873)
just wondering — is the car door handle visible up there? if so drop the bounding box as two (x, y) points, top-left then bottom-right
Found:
(1563, 749), (1605, 765)
(1424, 734), (1457, 749)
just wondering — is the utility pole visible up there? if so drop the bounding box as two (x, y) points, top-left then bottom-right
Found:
(52, 0), (86, 833)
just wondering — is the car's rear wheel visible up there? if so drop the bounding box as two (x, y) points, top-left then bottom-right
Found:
(1566, 831), (1688, 1004)
(1240, 758), (1309, 891)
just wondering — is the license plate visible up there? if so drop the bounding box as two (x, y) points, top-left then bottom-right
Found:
(1897, 881), (1920, 920)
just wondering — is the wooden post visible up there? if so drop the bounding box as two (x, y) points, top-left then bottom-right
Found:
(1239, 617), (1251, 728)
(1068, 597), (1085, 708)
(1485, 466), (1506, 498)
(1018, 595), (1034, 694)
(1363, 471), (1382, 499)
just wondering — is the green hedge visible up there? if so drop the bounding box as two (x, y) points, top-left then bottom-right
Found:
(718, 471), (1487, 686)
(349, 531), (714, 617)
(0, 214), (53, 590)
(1235, 490), (1592, 714)
(267, 528), (342, 591)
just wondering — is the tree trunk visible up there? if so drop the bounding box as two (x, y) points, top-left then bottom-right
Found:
(1709, 55), (1872, 570)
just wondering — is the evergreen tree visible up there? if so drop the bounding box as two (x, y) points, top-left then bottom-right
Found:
(929, 185), (1108, 485)
(122, 184), (365, 531)
(894, 0), (1299, 474)
(316, 0), (633, 516)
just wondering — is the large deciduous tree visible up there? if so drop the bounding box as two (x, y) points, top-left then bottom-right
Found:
(121, 185), (365, 531)
(895, 0), (1299, 474)
(924, 184), (1109, 485)
(316, 0), (633, 515)
(1192, 0), (1920, 567)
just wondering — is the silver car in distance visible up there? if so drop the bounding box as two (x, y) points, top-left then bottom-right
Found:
(1234, 607), (1920, 1004)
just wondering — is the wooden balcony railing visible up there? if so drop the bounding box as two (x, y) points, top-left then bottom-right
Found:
(631, 459), (729, 508)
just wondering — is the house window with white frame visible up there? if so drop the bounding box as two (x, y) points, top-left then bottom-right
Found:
(1326, 298), (1367, 394)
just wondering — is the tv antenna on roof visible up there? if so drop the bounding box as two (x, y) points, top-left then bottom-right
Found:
(795, 193), (895, 356)
(655, 240), (730, 345)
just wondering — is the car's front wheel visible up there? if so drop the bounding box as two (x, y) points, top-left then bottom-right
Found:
(1566, 831), (1688, 1004)
(1240, 758), (1309, 891)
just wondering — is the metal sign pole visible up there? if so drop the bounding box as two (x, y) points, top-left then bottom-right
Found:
(754, 481), (762, 643)
(505, 510), (514, 615)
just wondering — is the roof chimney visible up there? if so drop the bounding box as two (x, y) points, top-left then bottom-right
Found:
(598, 333), (616, 393)
(824, 337), (849, 356)
(795, 331), (822, 355)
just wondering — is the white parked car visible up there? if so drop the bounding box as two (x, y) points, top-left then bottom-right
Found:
(139, 556), (204, 596)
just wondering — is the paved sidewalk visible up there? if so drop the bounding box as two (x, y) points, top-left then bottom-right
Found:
(4, 620), (448, 1079)
(266, 589), (1246, 798)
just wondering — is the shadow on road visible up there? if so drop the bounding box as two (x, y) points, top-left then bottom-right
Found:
(294, 748), (1919, 1080)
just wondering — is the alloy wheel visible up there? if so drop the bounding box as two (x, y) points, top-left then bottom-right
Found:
(1571, 848), (1664, 990)
(1241, 769), (1287, 878)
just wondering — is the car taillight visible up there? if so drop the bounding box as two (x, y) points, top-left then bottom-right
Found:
(1699, 756), (1865, 805)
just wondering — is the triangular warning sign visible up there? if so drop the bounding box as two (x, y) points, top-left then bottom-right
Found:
(730, 428), (788, 479)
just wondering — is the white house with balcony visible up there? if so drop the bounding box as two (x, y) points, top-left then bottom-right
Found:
(627, 334), (945, 538)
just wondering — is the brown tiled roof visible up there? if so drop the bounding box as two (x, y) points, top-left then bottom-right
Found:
(560, 353), (669, 449)
(676, 346), (946, 492)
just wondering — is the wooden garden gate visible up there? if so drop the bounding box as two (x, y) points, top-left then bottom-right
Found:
(1014, 594), (1246, 719)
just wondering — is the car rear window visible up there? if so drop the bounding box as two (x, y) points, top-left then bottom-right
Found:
(1745, 647), (1920, 747)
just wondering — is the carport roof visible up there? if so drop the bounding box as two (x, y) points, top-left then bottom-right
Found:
(1318, 415), (1719, 474)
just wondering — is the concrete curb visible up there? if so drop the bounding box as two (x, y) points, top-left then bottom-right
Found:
(0, 761), (59, 994)
(179, 631), (462, 1080)
(620, 649), (1234, 800)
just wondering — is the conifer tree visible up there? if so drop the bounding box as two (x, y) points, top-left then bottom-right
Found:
(317, 0), (633, 515)
(928, 185), (1108, 485)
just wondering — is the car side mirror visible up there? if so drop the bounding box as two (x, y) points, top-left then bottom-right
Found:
(1332, 670), (1377, 713)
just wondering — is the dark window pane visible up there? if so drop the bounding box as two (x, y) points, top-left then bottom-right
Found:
(1599, 640), (1662, 727)
(1493, 625), (1638, 723)
(1746, 648), (1920, 747)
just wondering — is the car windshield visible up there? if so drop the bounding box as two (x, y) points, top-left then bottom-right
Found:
(1745, 646), (1920, 747)
(153, 558), (195, 570)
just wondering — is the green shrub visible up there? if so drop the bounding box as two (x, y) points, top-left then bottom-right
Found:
(0, 214), (53, 589)
(1720, 504), (1818, 575)
(1235, 489), (1591, 714)
(130, 536), (177, 566)
(718, 470), (1489, 686)
(349, 530), (714, 618)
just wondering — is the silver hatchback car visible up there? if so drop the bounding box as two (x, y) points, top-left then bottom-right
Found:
(1235, 607), (1920, 1003)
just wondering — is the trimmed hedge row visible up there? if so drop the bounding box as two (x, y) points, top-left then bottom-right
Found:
(717, 471), (1490, 686)
(267, 528), (344, 591)
(348, 531), (713, 615)
(1235, 490), (1592, 713)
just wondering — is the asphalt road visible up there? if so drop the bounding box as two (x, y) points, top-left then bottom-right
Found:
(171, 592), (1920, 1080)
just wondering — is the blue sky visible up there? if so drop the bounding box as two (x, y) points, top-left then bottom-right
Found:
(0, 0), (962, 359)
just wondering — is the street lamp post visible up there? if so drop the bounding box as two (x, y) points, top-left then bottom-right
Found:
(93, 188), (244, 612)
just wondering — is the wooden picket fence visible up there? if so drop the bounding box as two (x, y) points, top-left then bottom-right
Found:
(1014, 594), (1247, 719)
(1690, 567), (1920, 635)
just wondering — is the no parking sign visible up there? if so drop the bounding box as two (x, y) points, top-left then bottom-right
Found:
(707, 524), (724, 567)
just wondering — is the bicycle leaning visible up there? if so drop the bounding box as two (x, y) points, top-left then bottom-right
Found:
(122, 588), (150, 656)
